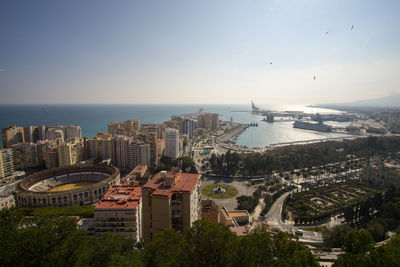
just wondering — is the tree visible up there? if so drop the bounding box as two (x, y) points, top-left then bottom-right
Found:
(342, 230), (375, 254)
(185, 220), (236, 267)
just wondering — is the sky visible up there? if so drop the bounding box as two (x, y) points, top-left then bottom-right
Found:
(0, 0), (399, 105)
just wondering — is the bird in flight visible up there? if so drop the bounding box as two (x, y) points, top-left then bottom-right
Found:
(351, 25), (354, 30)
(269, 62), (273, 65)
(313, 76), (316, 80)
(325, 32), (329, 34)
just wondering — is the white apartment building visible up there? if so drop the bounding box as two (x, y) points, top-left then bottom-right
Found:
(164, 128), (179, 159)
(94, 185), (142, 242)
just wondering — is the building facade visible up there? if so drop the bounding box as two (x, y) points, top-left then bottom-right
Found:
(181, 119), (196, 138)
(2, 125), (24, 148)
(57, 139), (84, 167)
(197, 113), (219, 130)
(86, 136), (112, 161)
(94, 185), (142, 242)
(0, 195), (15, 210)
(108, 120), (141, 136)
(127, 140), (150, 171)
(164, 128), (179, 159)
(0, 148), (15, 179)
(142, 171), (201, 243)
(12, 143), (38, 170)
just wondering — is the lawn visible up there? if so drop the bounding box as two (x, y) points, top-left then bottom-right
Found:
(17, 205), (95, 218)
(202, 183), (238, 199)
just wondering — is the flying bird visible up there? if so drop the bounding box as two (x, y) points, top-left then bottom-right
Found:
(351, 25), (354, 30)
(270, 62), (273, 65)
(325, 32), (329, 34)
(313, 76), (316, 80)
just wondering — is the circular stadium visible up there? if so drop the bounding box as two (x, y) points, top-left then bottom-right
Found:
(15, 164), (120, 207)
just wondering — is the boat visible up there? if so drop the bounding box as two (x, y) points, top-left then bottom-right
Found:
(293, 121), (332, 132)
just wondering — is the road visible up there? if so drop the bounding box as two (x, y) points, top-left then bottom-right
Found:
(264, 191), (324, 244)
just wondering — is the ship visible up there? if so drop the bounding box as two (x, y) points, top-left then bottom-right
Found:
(293, 120), (332, 132)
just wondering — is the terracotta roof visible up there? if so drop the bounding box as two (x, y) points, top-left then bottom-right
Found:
(143, 171), (201, 197)
(229, 226), (249, 236)
(95, 185), (142, 210)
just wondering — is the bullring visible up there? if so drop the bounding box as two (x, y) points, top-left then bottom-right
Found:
(15, 164), (120, 207)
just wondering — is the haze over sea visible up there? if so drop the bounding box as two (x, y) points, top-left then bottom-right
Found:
(0, 104), (350, 148)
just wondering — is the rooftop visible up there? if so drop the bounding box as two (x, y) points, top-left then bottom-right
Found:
(95, 185), (142, 210)
(143, 170), (201, 197)
(229, 226), (249, 236)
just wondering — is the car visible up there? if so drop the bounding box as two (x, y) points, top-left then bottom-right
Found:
(295, 230), (303, 236)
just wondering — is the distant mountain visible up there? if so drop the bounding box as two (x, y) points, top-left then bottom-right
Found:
(319, 94), (400, 109)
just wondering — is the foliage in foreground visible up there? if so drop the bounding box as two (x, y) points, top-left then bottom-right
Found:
(16, 205), (95, 218)
(0, 208), (318, 267)
(333, 232), (400, 266)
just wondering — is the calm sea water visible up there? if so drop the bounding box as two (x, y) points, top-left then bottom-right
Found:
(0, 104), (350, 148)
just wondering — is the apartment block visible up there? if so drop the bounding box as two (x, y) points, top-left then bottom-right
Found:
(12, 143), (38, 170)
(0, 195), (15, 210)
(111, 135), (131, 170)
(181, 119), (196, 138)
(36, 140), (55, 167)
(46, 128), (65, 142)
(142, 171), (201, 243)
(127, 140), (150, 171)
(94, 185), (142, 242)
(108, 120), (140, 137)
(112, 135), (150, 172)
(0, 148), (15, 179)
(57, 139), (84, 167)
(121, 165), (149, 186)
(63, 125), (82, 139)
(164, 128), (179, 159)
(86, 135), (112, 161)
(45, 150), (58, 169)
(197, 113), (219, 130)
(2, 125), (24, 148)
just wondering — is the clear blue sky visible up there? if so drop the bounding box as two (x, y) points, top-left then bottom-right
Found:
(0, 0), (399, 105)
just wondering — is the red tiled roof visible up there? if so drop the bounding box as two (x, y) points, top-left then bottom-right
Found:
(143, 171), (201, 197)
(230, 226), (249, 236)
(95, 185), (142, 210)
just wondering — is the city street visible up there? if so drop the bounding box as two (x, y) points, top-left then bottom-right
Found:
(265, 191), (324, 244)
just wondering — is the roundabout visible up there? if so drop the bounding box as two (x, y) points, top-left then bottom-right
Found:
(201, 183), (238, 199)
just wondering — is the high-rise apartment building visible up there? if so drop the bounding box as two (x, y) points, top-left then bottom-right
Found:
(2, 125), (24, 148)
(0, 148), (15, 179)
(112, 135), (151, 172)
(46, 128), (64, 142)
(164, 128), (179, 159)
(108, 120), (140, 136)
(181, 119), (196, 138)
(111, 135), (131, 170)
(94, 185), (142, 242)
(23, 125), (46, 143)
(62, 125), (82, 140)
(197, 113), (219, 130)
(45, 150), (58, 169)
(36, 140), (55, 167)
(57, 139), (84, 167)
(137, 132), (159, 168)
(127, 140), (150, 171)
(12, 143), (38, 170)
(86, 135), (112, 161)
(142, 171), (201, 243)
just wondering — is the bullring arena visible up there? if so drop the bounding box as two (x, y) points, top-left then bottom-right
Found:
(16, 164), (120, 207)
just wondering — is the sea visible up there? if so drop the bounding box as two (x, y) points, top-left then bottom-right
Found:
(0, 104), (351, 148)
